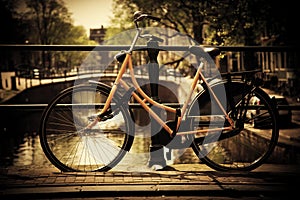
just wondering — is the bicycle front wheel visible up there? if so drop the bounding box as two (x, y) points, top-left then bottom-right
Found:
(189, 81), (279, 171)
(39, 84), (134, 172)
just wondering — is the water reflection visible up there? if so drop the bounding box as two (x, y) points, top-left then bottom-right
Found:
(0, 128), (196, 171)
(0, 132), (51, 167)
(1, 129), (300, 170)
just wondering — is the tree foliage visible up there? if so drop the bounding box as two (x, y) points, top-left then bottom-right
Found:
(0, 0), (24, 43)
(108, 0), (296, 46)
(0, 0), (96, 71)
(20, 0), (91, 45)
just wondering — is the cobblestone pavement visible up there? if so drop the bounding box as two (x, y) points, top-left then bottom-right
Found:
(1, 163), (300, 199)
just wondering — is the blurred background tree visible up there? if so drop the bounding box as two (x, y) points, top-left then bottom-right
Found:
(0, 0), (96, 72)
(0, 0), (297, 72)
(105, 0), (297, 73)
(107, 0), (297, 46)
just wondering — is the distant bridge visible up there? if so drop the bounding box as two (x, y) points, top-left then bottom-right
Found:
(1, 67), (184, 92)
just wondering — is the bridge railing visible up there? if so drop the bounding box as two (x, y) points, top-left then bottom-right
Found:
(0, 44), (299, 103)
(1, 44), (297, 78)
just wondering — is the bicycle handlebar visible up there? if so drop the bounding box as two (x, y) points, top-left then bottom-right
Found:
(140, 34), (164, 43)
(133, 11), (161, 23)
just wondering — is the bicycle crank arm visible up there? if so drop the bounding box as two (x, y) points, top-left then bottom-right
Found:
(85, 111), (114, 129)
(88, 109), (113, 121)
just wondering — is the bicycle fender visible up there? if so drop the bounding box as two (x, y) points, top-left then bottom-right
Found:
(188, 80), (252, 117)
(88, 80), (112, 92)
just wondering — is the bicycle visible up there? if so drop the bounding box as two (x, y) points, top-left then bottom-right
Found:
(39, 11), (279, 172)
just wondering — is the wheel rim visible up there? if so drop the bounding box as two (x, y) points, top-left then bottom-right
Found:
(40, 85), (133, 172)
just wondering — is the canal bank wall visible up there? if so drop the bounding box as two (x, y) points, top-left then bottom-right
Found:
(0, 74), (189, 134)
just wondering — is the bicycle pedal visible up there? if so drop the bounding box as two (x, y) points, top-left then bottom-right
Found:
(101, 113), (114, 121)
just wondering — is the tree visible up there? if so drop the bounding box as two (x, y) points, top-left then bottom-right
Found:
(16, 0), (95, 71)
(0, 0), (21, 43)
(1, 0), (97, 72)
(0, 0), (26, 71)
(22, 0), (71, 44)
(108, 0), (295, 46)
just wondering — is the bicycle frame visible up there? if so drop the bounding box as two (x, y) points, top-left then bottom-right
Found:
(87, 51), (234, 137)
(39, 11), (279, 172)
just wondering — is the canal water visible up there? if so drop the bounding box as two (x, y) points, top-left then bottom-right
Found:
(1, 126), (300, 171)
(0, 126), (201, 171)
(0, 131), (51, 168)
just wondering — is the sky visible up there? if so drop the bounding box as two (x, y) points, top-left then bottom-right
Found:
(64, 0), (113, 34)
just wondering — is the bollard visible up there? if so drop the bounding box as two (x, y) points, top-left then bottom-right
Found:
(10, 76), (17, 90)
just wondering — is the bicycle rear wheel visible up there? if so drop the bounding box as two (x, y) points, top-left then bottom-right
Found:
(39, 84), (134, 172)
(189, 81), (279, 171)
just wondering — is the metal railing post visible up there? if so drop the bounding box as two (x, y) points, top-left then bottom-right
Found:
(146, 39), (167, 169)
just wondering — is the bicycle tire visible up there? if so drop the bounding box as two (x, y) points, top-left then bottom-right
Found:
(188, 81), (279, 171)
(39, 83), (134, 172)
